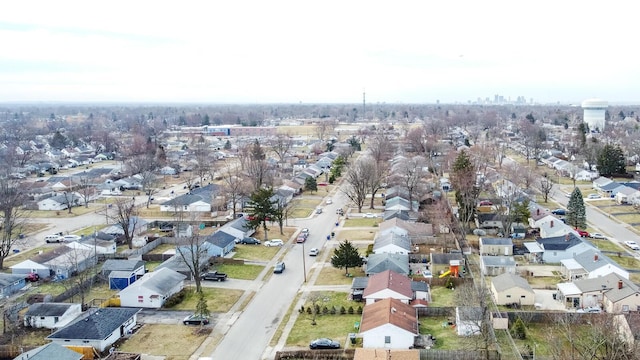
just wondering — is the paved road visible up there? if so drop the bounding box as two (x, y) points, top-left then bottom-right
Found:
(208, 188), (346, 359)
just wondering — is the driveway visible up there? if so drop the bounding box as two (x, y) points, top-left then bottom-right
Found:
(533, 289), (566, 311)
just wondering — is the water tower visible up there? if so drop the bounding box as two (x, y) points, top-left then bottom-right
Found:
(581, 98), (608, 132)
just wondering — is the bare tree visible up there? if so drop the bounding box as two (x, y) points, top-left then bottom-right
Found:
(364, 158), (387, 209)
(405, 126), (426, 153)
(455, 279), (496, 359)
(191, 136), (214, 185)
(61, 190), (79, 214)
(271, 133), (292, 164)
(221, 164), (249, 218)
(538, 173), (555, 203)
(367, 132), (394, 164)
(174, 211), (209, 293)
(392, 156), (427, 206)
(60, 245), (98, 306)
(315, 119), (336, 142)
(77, 173), (96, 208)
(342, 158), (370, 212)
(0, 178), (28, 270)
(138, 170), (160, 208)
(106, 198), (139, 249)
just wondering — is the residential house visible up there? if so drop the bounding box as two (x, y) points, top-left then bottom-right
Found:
(475, 213), (504, 231)
(599, 181), (623, 198)
(363, 270), (413, 305)
(203, 231), (236, 257)
(13, 342), (83, 360)
(591, 174), (614, 188)
(385, 197), (418, 212)
(490, 273), (535, 306)
(37, 193), (81, 211)
(378, 218), (434, 245)
(47, 307), (141, 352)
(360, 298), (419, 349)
(479, 237), (513, 256)
(31, 246), (97, 280)
(615, 185), (640, 205)
(102, 216), (149, 238)
(218, 216), (255, 241)
(574, 170), (597, 181)
(557, 272), (640, 312)
(155, 249), (211, 280)
(455, 307), (483, 336)
(382, 210), (418, 222)
(373, 233), (412, 255)
(480, 256), (516, 276)
(118, 268), (186, 308)
(101, 259), (146, 290)
(9, 259), (51, 279)
(365, 253), (409, 276)
(536, 216), (577, 239)
(0, 273), (26, 297)
(534, 233), (595, 264)
(66, 238), (116, 255)
(567, 250), (629, 279)
(23, 303), (83, 329)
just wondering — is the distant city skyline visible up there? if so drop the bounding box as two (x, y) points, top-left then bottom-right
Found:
(1, 1), (638, 105)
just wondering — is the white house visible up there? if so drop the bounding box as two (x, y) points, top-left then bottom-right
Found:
(118, 267), (186, 308)
(47, 307), (140, 352)
(10, 259), (51, 279)
(37, 193), (82, 211)
(23, 303), (83, 329)
(490, 273), (535, 306)
(360, 298), (419, 349)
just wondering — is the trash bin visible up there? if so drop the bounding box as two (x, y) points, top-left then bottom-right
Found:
(331, 232), (335, 238)
(349, 333), (356, 345)
(12, 249), (19, 254)
(18, 233), (24, 239)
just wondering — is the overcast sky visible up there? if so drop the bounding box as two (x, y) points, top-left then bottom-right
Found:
(1, 1), (637, 104)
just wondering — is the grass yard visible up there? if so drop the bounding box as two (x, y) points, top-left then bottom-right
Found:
(612, 213), (640, 224)
(291, 198), (323, 209)
(118, 324), (209, 360)
(85, 283), (119, 303)
(610, 254), (640, 269)
(286, 313), (362, 347)
(233, 243), (280, 261)
(429, 286), (456, 307)
(167, 286), (243, 313)
(588, 239), (624, 253)
(289, 208), (313, 218)
(343, 218), (380, 227)
(215, 263), (264, 280)
(313, 264), (365, 286)
(145, 261), (163, 271)
(418, 316), (461, 350)
(335, 229), (376, 241)
(148, 243), (176, 254)
(277, 125), (318, 136)
(253, 226), (296, 243)
(28, 205), (98, 218)
(631, 273), (640, 283)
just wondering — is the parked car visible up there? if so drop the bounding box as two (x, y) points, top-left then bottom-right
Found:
(201, 271), (227, 281)
(301, 228), (310, 235)
(309, 248), (319, 256)
(44, 234), (64, 243)
(363, 213), (376, 218)
(326, 198), (333, 204)
(274, 262), (286, 273)
(316, 208), (323, 214)
(296, 235), (306, 243)
(25, 272), (40, 282)
(183, 314), (210, 325)
(309, 338), (340, 349)
(576, 229), (590, 237)
(577, 307), (602, 313)
(590, 233), (606, 239)
(240, 237), (261, 245)
(265, 239), (284, 247)
(62, 235), (82, 242)
(587, 193), (602, 199)
(551, 209), (566, 215)
(625, 241), (640, 251)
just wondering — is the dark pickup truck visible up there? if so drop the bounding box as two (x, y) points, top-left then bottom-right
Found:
(201, 271), (227, 281)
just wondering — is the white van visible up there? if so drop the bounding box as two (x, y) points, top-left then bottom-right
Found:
(44, 234), (63, 243)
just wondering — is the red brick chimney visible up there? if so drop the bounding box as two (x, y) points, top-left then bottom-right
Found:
(537, 209), (540, 215)
(594, 254), (599, 262)
(619, 280), (623, 289)
(550, 220), (554, 228)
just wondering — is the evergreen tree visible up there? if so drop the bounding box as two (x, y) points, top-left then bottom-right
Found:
(566, 187), (586, 229)
(224, 140), (232, 150)
(597, 144), (626, 176)
(511, 317), (527, 340)
(451, 150), (478, 235)
(304, 177), (318, 193)
(245, 188), (277, 241)
(331, 240), (363, 275)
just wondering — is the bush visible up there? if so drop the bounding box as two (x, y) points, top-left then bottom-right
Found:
(322, 306), (329, 315)
(348, 306), (354, 314)
(357, 305), (363, 314)
(330, 306), (337, 315)
(511, 317), (527, 340)
(299, 305), (305, 314)
(314, 304), (320, 314)
(306, 307), (313, 315)
(340, 306), (346, 315)
(163, 289), (187, 308)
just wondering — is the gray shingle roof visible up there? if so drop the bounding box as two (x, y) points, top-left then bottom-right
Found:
(47, 307), (140, 340)
(25, 303), (75, 317)
(101, 259), (145, 273)
(15, 342), (83, 360)
(366, 253), (409, 275)
(481, 237), (513, 246)
(491, 273), (533, 293)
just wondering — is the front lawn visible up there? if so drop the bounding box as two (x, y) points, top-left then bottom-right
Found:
(233, 244), (280, 261)
(215, 263), (264, 280)
(167, 286), (243, 313)
(2, 246), (57, 269)
(119, 324), (208, 360)
(314, 264), (365, 286)
(287, 313), (362, 348)
(335, 229), (376, 241)
(343, 218), (379, 227)
(588, 239), (625, 253)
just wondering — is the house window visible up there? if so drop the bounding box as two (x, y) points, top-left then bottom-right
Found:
(384, 336), (391, 344)
(54, 317), (59, 323)
(553, 252), (557, 256)
(623, 305), (629, 312)
(506, 295), (511, 298)
(520, 295), (526, 298)
(183, 205), (188, 210)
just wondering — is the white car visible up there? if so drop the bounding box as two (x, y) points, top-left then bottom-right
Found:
(264, 239), (284, 247)
(590, 233), (606, 239)
(363, 213), (376, 218)
(62, 235), (82, 242)
(309, 248), (319, 256)
(625, 241), (640, 250)
(326, 198), (333, 205)
(587, 193), (602, 199)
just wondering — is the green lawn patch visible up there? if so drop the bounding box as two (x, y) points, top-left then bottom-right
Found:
(314, 264), (366, 286)
(610, 254), (640, 269)
(289, 208), (313, 218)
(215, 263), (264, 280)
(167, 286), (243, 313)
(613, 213), (640, 224)
(286, 313), (361, 347)
(419, 316), (461, 350)
(343, 218), (379, 227)
(233, 244), (280, 261)
(148, 243), (177, 255)
(335, 229), (376, 241)
(588, 239), (625, 253)
(429, 286), (456, 307)
(145, 261), (163, 271)
(2, 246), (57, 270)
(118, 324), (208, 359)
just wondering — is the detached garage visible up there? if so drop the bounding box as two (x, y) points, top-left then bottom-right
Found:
(109, 271), (137, 290)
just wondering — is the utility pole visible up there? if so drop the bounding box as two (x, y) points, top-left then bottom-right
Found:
(362, 89), (366, 122)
